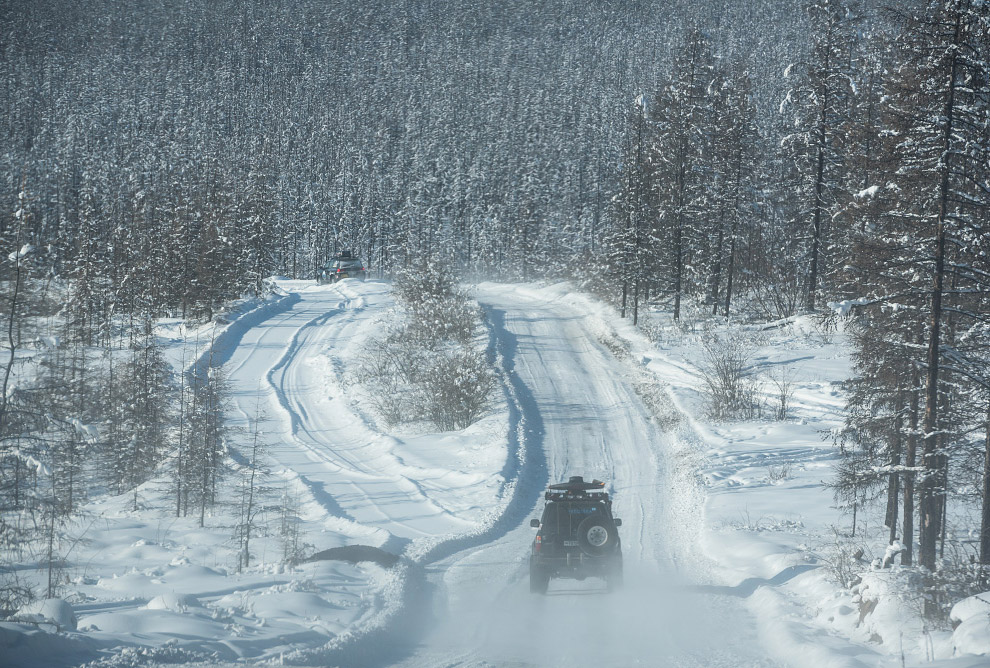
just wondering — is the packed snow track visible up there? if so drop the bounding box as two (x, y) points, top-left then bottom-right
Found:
(217, 280), (780, 667)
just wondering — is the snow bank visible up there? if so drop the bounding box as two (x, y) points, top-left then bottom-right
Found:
(951, 592), (990, 657)
(0, 622), (99, 668)
(12, 598), (77, 631)
(145, 592), (202, 611)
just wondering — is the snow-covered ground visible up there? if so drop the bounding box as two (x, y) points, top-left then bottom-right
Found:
(2, 279), (512, 667)
(2, 279), (988, 667)
(507, 283), (989, 668)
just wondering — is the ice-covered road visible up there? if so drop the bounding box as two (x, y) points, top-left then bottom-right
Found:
(222, 279), (778, 667)
(379, 283), (778, 668)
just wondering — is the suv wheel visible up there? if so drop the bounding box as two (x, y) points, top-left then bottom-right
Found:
(529, 558), (550, 594)
(576, 514), (618, 556)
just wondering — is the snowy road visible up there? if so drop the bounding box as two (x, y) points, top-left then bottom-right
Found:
(202, 279), (779, 666)
(223, 280), (502, 558)
(378, 283), (777, 667)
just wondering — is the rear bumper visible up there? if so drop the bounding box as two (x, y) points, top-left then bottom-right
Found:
(533, 552), (620, 579)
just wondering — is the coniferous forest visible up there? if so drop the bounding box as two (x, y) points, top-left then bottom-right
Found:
(2, 0), (990, 621)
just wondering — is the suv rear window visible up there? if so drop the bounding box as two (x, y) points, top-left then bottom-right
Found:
(541, 501), (603, 535)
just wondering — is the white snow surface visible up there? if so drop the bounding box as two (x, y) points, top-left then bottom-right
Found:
(1, 279), (986, 667)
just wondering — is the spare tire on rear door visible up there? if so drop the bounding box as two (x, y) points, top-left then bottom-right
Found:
(576, 513), (618, 556)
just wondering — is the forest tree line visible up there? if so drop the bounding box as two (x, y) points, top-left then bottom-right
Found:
(1, 0), (989, 618)
(606, 0), (989, 617)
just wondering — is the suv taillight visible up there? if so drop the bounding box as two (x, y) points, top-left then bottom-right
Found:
(535, 535), (541, 553)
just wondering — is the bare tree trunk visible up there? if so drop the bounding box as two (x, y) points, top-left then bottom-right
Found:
(724, 226), (737, 317)
(886, 396), (903, 545)
(240, 411), (263, 571)
(176, 345), (187, 517)
(672, 136), (687, 323)
(918, 221), (946, 572)
(980, 401), (990, 564)
(46, 476), (58, 599)
(711, 225), (724, 316)
(903, 381), (919, 566)
(632, 280), (639, 325)
(919, 4), (961, 574)
(807, 142), (827, 312)
(0, 226), (25, 433)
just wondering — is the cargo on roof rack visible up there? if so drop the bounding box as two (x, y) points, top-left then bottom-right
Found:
(548, 475), (605, 492)
(545, 475), (608, 500)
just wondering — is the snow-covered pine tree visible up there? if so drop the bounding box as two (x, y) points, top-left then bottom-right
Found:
(707, 70), (762, 317)
(885, 0), (989, 575)
(646, 28), (720, 321)
(838, 0), (989, 582)
(779, 0), (862, 313)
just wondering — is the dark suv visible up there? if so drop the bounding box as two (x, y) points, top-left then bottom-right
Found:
(318, 251), (367, 284)
(529, 476), (622, 594)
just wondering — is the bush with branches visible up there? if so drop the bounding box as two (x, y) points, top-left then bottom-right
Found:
(699, 329), (763, 420)
(358, 261), (495, 430)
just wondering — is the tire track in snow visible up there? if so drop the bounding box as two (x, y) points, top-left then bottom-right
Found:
(188, 290), (301, 384)
(255, 295), (379, 532)
(264, 298), (349, 441)
(257, 290), (434, 540)
(217, 285), (384, 543)
(296, 303), (549, 668)
(219, 283), (480, 552)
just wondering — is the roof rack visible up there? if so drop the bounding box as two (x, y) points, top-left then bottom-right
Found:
(544, 476), (609, 501)
(548, 475), (604, 492)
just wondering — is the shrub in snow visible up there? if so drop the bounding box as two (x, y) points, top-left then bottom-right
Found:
(419, 345), (497, 431)
(357, 261), (495, 431)
(923, 560), (990, 627)
(356, 333), (426, 425)
(391, 261), (458, 310)
(749, 259), (804, 321)
(765, 461), (792, 483)
(404, 293), (478, 346)
(699, 328), (763, 420)
(145, 592), (201, 612)
(767, 367), (794, 420)
(392, 261), (480, 345)
(360, 329), (495, 430)
(950, 592), (990, 657)
(13, 598), (77, 631)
